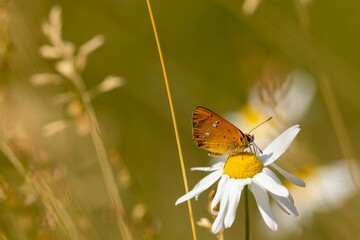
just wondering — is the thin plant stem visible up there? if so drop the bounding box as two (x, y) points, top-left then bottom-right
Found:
(30, 175), (80, 239)
(40, 6), (133, 237)
(145, 0), (198, 239)
(0, 136), (26, 176)
(72, 74), (133, 240)
(0, 136), (81, 240)
(244, 186), (250, 240)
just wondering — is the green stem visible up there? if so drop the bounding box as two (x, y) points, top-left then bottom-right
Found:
(244, 186), (249, 240)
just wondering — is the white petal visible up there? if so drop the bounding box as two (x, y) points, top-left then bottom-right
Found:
(191, 162), (225, 171)
(224, 180), (247, 228)
(253, 173), (289, 197)
(262, 168), (296, 204)
(259, 153), (273, 164)
(212, 208), (226, 233)
(223, 179), (237, 228)
(262, 125), (300, 165)
(211, 179), (233, 233)
(211, 175), (229, 214)
(272, 163), (306, 187)
(251, 181), (278, 231)
(271, 193), (299, 216)
(175, 170), (222, 205)
(262, 168), (282, 184)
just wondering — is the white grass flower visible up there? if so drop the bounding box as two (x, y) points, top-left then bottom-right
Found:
(98, 75), (125, 92)
(197, 217), (212, 229)
(36, 5), (124, 137)
(41, 6), (61, 41)
(42, 120), (70, 136)
(55, 60), (76, 79)
(39, 45), (62, 59)
(30, 73), (63, 85)
(131, 203), (147, 223)
(76, 35), (105, 70)
(88, 75), (125, 99)
(52, 92), (74, 105)
(176, 125), (304, 233)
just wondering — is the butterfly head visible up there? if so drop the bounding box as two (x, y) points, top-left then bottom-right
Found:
(245, 134), (254, 144)
(245, 134), (263, 154)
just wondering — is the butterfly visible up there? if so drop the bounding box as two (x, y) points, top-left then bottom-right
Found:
(192, 106), (271, 157)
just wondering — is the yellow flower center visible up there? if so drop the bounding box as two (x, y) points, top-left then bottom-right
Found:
(223, 152), (263, 179)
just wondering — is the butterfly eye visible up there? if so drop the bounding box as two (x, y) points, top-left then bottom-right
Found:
(246, 135), (253, 143)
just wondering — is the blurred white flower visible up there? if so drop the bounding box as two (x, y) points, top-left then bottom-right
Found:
(269, 160), (358, 237)
(176, 126), (304, 233)
(227, 70), (316, 148)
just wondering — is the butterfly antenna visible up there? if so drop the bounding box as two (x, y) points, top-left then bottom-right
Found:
(248, 116), (273, 134)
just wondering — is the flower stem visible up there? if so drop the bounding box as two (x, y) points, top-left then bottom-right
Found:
(244, 186), (250, 240)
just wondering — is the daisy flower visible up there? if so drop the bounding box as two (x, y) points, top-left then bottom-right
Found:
(176, 125), (305, 233)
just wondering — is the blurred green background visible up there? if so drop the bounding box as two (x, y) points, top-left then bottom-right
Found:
(1, 0), (360, 239)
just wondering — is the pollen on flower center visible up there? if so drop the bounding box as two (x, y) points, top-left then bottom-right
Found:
(223, 152), (263, 179)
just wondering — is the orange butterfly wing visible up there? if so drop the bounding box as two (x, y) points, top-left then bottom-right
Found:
(192, 106), (247, 156)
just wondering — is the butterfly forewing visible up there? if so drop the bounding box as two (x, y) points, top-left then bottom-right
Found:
(192, 106), (247, 156)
